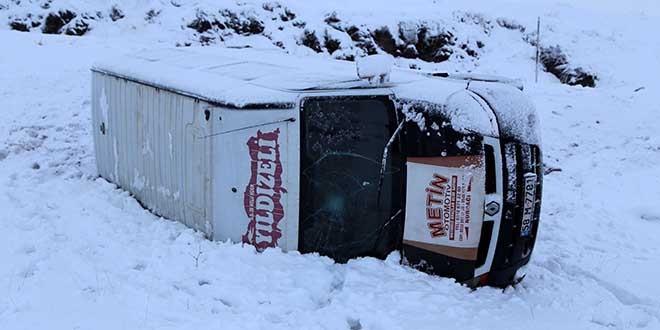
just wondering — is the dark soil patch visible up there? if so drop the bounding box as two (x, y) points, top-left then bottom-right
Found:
(302, 30), (322, 53)
(42, 10), (76, 34)
(324, 32), (341, 54)
(540, 45), (597, 87)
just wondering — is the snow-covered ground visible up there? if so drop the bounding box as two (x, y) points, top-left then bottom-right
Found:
(1, 1), (660, 329)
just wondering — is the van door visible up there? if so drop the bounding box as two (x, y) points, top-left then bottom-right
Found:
(398, 100), (487, 282)
(299, 96), (404, 262)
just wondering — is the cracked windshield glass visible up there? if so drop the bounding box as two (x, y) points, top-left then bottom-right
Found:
(299, 97), (404, 262)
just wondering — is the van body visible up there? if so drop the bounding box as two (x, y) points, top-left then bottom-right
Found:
(91, 47), (542, 287)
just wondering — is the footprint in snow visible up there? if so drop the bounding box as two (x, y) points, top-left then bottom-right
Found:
(19, 262), (38, 279)
(17, 244), (36, 255)
(347, 318), (362, 330)
(132, 262), (147, 271)
(640, 214), (660, 223)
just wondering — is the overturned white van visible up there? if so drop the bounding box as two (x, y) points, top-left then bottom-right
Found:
(91, 47), (542, 287)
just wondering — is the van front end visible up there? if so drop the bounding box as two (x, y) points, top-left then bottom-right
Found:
(401, 133), (543, 288)
(398, 83), (543, 288)
(296, 84), (542, 288)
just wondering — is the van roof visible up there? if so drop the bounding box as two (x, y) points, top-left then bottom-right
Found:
(92, 47), (539, 144)
(92, 47), (482, 107)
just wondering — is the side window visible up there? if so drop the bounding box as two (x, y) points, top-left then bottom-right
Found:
(395, 99), (482, 157)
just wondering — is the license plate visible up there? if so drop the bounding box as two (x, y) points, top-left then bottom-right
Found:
(520, 173), (537, 237)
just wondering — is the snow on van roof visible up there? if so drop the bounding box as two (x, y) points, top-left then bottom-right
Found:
(92, 47), (539, 144)
(92, 47), (460, 107)
(469, 82), (541, 145)
(93, 48), (295, 108)
(93, 47), (377, 108)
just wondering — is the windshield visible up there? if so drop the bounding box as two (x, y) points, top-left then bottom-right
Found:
(299, 96), (404, 262)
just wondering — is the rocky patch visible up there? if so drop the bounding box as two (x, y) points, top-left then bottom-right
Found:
(109, 6), (124, 21)
(9, 14), (41, 31)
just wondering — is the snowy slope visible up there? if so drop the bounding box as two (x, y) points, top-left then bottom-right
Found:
(1, 1), (660, 329)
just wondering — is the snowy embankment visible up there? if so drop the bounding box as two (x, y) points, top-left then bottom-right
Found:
(1, 1), (660, 329)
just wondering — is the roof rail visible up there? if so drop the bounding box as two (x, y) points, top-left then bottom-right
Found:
(430, 72), (524, 91)
(395, 67), (524, 91)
